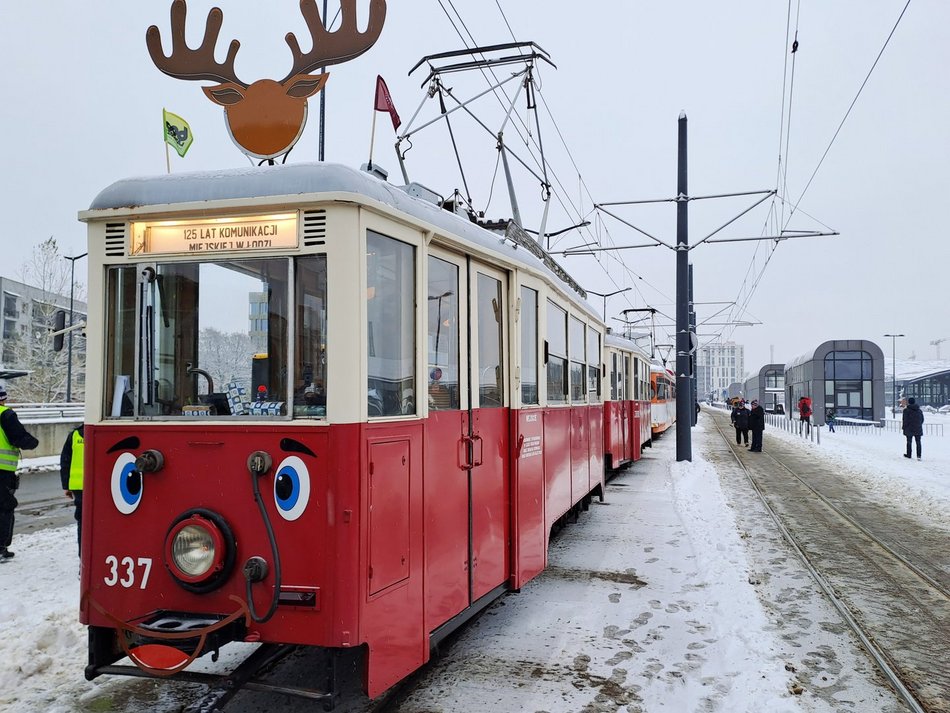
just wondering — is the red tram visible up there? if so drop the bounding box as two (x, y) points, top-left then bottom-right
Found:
(603, 334), (654, 469)
(76, 163), (660, 704)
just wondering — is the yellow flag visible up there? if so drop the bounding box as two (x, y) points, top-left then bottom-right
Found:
(163, 109), (193, 158)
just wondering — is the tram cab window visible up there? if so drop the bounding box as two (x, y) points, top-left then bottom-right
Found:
(104, 259), (289, 418)
(367, 232), (416, 417)
(294, 256), (328, 418)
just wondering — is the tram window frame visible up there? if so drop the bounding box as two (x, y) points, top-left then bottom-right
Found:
(293, 255), (328, 419)
(367, 231), (416, 418)
(546, 300), (568, 403)
(586, 326), (600, 402)
(427, 256), (461, 411)
(520, 286), (539, 406)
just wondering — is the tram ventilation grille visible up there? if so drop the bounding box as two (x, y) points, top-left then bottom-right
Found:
(303, 210), (327, 247)
(104, 223), (127, 257)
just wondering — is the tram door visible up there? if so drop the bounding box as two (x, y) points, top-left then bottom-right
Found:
(467, 263), (509, 601)
(424, 255), (508, 630)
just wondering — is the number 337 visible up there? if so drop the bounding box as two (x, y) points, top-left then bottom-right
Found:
(103, 556), (153, 590)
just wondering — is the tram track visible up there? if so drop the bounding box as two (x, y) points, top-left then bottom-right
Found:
(708, 410), (950, 713)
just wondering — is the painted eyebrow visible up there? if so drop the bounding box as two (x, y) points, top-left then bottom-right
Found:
(107, 437), (141, 454)
(280, 438), (316, 458)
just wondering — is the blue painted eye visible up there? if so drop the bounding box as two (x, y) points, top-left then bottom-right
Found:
(273, 456), (310, 521)
(111, 453), (142, 515)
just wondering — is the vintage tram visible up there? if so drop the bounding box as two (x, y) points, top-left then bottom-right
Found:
(76, 162), (663, 704)
(650, 363), (677, 435)
(603, 334), (654, 470)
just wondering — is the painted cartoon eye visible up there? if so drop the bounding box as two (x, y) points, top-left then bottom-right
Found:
(111, 453), (143, 515)
(273, 456), (310, 521)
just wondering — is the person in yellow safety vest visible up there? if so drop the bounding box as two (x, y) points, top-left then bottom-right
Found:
(59, 424), (84, 557)
(0, 387), (40, 561)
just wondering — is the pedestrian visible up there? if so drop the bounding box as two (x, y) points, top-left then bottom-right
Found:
(60, 424), (84, 556)
(731, 400), (750, 447)
(902, 396), (924, 461)
(0, 388), (40, 560)
(798, 396), (812, 434)
(826, 408), (836, 433)
(749, 399), (765, 451)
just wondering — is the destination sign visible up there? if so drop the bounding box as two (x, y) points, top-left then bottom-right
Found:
(132, 213), (298, 255)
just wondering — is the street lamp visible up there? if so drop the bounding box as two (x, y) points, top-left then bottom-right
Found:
(64, 253), (88, 403)
(585, 287), (631, 319)
(883, 333), (904, 415)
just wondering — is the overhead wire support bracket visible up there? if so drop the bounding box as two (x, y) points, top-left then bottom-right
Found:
(409, 42), (556, 85)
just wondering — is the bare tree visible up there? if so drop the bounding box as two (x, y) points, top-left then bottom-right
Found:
(198, 327), (255, 391)
(6, 237), (86, 402)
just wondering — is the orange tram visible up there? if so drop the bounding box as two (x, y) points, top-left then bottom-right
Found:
(650, 364), (677, 435)
(77, 162), (673, 706)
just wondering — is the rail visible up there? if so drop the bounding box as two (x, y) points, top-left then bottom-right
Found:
(8, 402), (85, 421)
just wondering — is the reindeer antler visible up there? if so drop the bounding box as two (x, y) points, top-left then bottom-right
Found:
(146, 0), (245, 87)
(281, 0), (387, 82)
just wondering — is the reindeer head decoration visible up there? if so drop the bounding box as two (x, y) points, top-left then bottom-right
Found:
(147, 0), (386, 161)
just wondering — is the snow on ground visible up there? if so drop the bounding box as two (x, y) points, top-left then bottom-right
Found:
(2, 415), (944, 712)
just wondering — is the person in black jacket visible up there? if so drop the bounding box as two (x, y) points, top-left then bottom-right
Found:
(0, 388), (40, 560)
(902, 397), (924, 460)
(749, 399), (766, 451)
(60, 424), (85, 556)
(730, 400), (750, 447)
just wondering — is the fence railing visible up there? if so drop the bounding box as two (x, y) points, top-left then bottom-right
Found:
(712, 401), (945, 445)
(11, 402), (85, 421)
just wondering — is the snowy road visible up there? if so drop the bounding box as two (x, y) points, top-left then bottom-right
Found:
(5, 413), (948, 711)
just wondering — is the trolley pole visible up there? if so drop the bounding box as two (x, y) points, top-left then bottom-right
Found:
(675, 112), (692, 461)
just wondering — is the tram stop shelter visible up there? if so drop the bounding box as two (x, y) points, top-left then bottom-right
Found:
(784, 340), (885, 425)
(743, 364), (785, 414)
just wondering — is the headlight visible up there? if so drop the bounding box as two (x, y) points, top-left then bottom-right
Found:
(172, 524), (216, 577)
(164, 511), (234, 592)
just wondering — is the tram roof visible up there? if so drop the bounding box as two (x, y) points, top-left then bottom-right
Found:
(604, 333), (650, 358)
(84, 161), (601, 320)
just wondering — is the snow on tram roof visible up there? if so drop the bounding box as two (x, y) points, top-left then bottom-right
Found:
(83, 161), (599, 318)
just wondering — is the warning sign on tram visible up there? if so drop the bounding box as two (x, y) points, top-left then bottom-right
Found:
(132, 214), (298, 255)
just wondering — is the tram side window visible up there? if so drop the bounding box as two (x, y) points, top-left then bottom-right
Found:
(294, 256), (328, 418)
(476, 273), (504, 408)
(587, 327), (600, 401)
(520, 287), (539, 406)
(367, 232), (415, 417)
(546, 301), (567, 403)
(610, 353), (618, 401)
(569, 317), (586, 402)
(427, 257), (460, 411)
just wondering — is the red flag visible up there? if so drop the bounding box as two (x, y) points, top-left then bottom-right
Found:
(374, 75), (401, 131)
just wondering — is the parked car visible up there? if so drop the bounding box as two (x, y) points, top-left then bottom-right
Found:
(938, 404), (950, 414)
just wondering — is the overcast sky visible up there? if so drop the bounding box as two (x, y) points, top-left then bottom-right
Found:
(1, 1), (947, 372)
